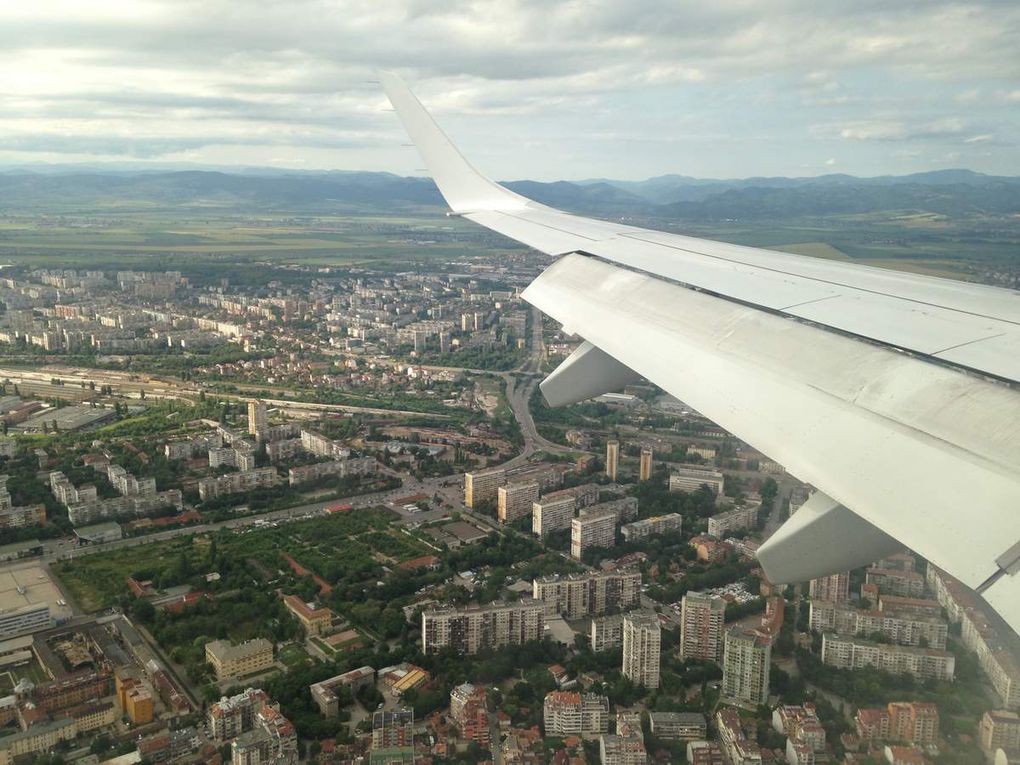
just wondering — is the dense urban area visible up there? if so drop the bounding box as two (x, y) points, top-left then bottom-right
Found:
(0, 231), (1015, 765)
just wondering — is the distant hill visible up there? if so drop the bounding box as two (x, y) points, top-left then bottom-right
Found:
(0, 166), (1017, 220)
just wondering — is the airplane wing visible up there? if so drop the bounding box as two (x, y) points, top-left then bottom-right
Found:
(380, 72), (1020, 633)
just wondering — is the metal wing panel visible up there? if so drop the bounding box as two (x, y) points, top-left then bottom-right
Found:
(522, 254), (1020, 591)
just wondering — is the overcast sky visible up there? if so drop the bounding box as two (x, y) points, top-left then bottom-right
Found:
(2, 0), (1018, 180)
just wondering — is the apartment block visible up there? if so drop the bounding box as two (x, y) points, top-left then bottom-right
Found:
(648, 712), (707, 742)
(571, 508), (617, 559)
(623, 613), (661, 689)
(865, 566), (926, 598)
(532, 571), (641, 619)
(205, 639), (274, 682)
(231, 705), (298, 765)
(248, 400), (267, 441)
(638, 448), (653, 481)
(463, 467), (505, 508)
(669, 466), (724, 494)
(606, 440), (619, 481)
(543, 691), (609, 735)
(979, 710), (1020, 754)
(198, 467), (278, 500)
(927, 564), (1020, 709)
(680, 591), (726, 662)
(421, 600), (545, 654)
(208, 688), (274, 741)
(450, 683), (490, 745)
(600, 713), (647, 765)
(531, 483), (599, 537)
(288, 456), (375, 486)
(532, 494), (575, 538)
(809, 600), (948, 649)
(707, 505), (758, 537)
(716, 709), (763, 765)
(820, 633), (955, 681)
(807, 571), (850, 602)
(498, 481), (540, 524)
(591, 615), (625, 652)
(0, 479), (45, 529)
(722, 628), (772, 706)
(621, 513), (683, 542)
(854, 702), (939, 746)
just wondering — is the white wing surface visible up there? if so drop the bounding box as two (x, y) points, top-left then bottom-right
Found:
(380, 72), (1020, 632)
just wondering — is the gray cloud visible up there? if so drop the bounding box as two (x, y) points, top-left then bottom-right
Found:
(1, 1), (1018, 177)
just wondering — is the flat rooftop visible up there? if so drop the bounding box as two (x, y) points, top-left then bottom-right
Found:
(15, 405), (117, 433)
(0, 565), (72, 622)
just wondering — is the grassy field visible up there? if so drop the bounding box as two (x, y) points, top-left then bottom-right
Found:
(50, 507), (432, 613)
(0, 212), (521, 268)
(51, 537), (201, 612)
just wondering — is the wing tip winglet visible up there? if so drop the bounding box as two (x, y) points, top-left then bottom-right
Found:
(379, 71), (531, 214)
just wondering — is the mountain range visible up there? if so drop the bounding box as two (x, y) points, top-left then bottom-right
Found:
(1, 166), (1017, 220)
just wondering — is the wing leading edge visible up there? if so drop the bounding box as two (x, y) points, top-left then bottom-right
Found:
(380, 72), (1020, 633)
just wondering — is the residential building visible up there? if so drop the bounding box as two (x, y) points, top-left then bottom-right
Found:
(247, 400), (267, 441)
(371, 709), (414, 763)
(639, 448), (653, 481)
(927, 564), (1020, 709)
(605, 440), (619, 481)
(716, 709), (762, 765)
(687, 741), (725, 765)
(865, 567), (926, 598)
(808, 571), (850, 602)
(680, 591), (726, 662)
(532, 494), (575, 538)
(282, 595), (333, 636)
(288, 456), (375, 485)
(591, 615), (625, 652)
(464, 467), (505, 508)
(621, 513), (682, 542)
(722, 628), (771, 706)
(498, 481), (540, 524)
(531, 483), (599, 537)
(197, 467), (278, 500)
(669, 466), (724, 494)
(820, 634), (955, 681)
(208, 688), (273, 741)
(772, 704), (826, 755)
(979, 710), (1020, 754)
(600, 712), (647, 765)
(622, 613), (661, 689)
(854, 702), (939, 746)
(422, 600), (544, 654)
(543, 691), (609, 735)
(888, 702), (939, 745)
(231, 705), (298, 765)
(449, 683), (490, 745)
(571, 507), (618, 559)
(205, 639), (274, 682)
(532, 570), (641, 619)
(808, 600), (948, 649)
(707, 505), (758, 537)
(648, 712), (707, 742)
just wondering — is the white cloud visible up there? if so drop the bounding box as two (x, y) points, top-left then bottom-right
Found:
(0, 0), (1016, 177)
